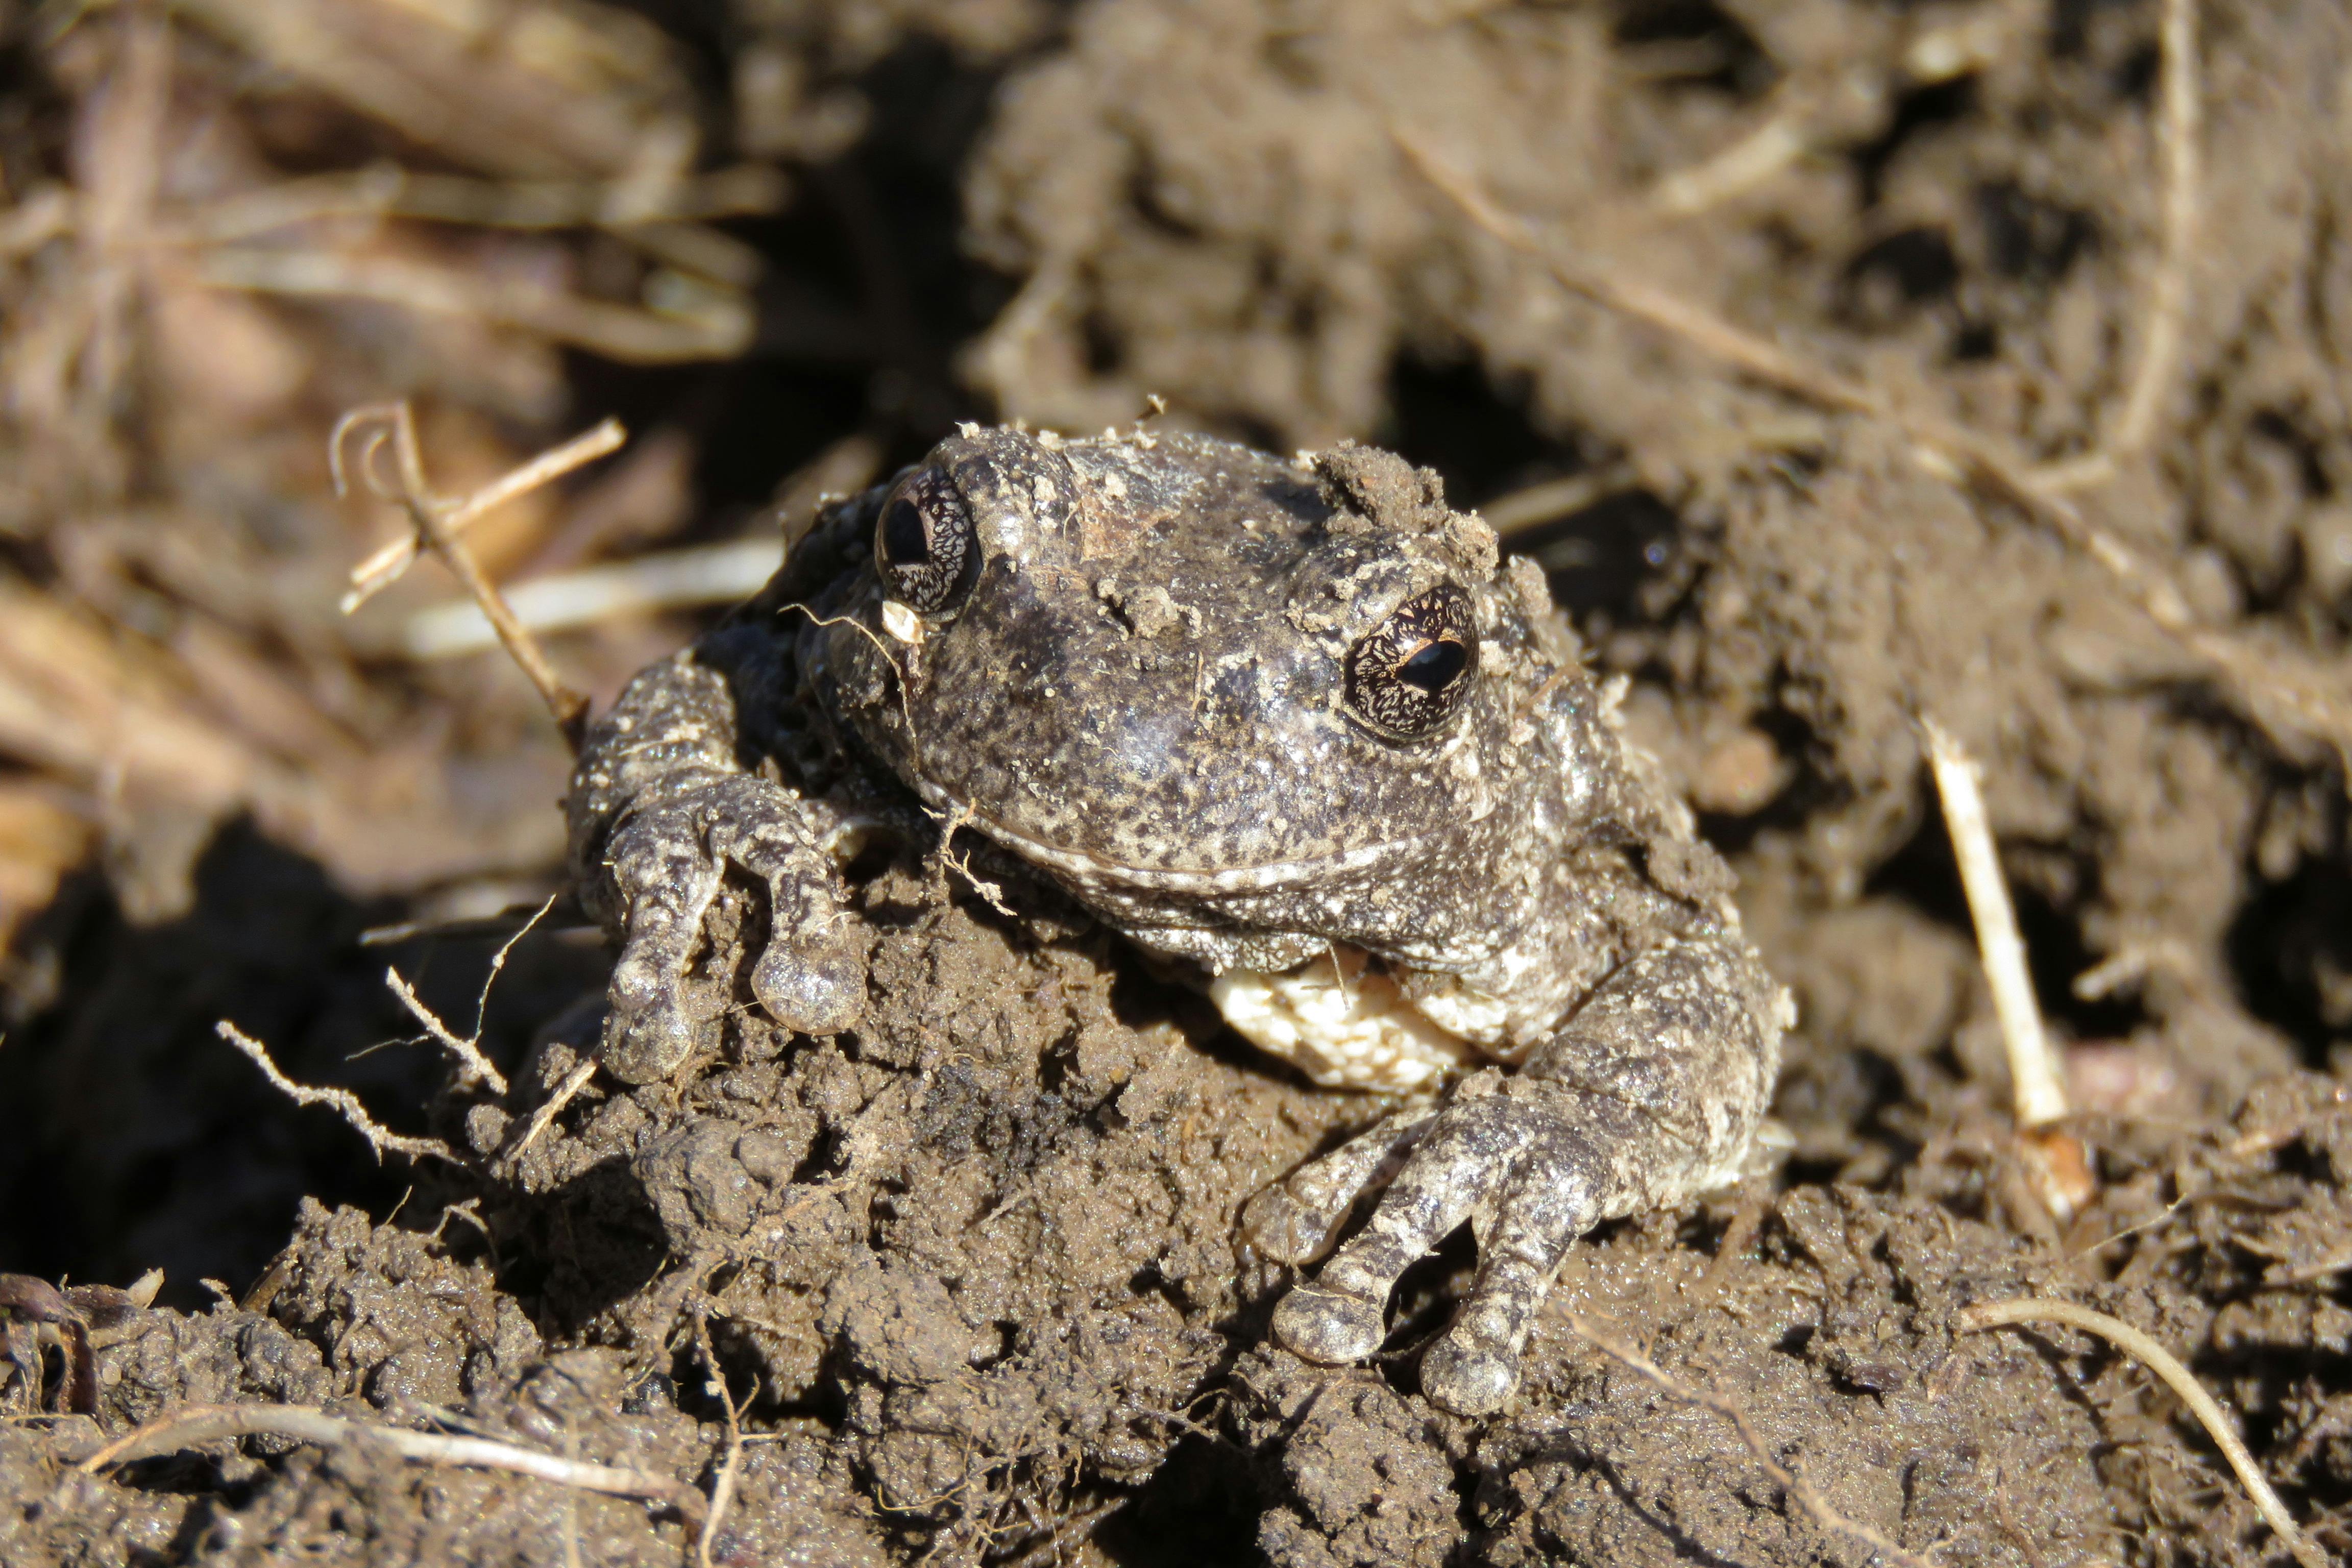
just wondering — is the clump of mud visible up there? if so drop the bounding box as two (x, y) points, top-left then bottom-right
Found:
(6, 0), (2352, 1564)
(8, 861), (2352, 1565)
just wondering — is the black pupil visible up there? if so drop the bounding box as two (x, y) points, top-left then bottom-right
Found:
(1396, 639), (1466, 693)
(880, 495), (930, 565)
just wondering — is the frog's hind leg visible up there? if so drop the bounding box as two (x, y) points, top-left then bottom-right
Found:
(1243, 1106), (1436, 1266)
(1416, 1135), (1613, 1414)
(1272, 936), (1784, 1414)
(1269, 1085), (1546, 1365)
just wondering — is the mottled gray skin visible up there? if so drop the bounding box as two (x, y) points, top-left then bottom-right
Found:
(568, 425), (1785, 1415)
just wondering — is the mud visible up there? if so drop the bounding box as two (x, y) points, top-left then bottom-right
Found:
(6, 0), (2352, 1564)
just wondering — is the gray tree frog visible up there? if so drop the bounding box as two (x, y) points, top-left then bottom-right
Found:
(567, 425), (1787, 1414)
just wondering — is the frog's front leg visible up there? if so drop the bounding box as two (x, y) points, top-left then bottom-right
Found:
(570, 636), (866, 1084)
(1263, 937), (1783, 1415)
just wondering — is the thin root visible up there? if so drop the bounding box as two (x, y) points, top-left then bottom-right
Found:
(385, 972), (509, 1096)
(381, 891), (557, 1096)
(691, 1312), (744, 1568)
(217, 1021), (461, 1166)
(1958, 1297), (2326, 1568)
(2029, 0), (2200, 490)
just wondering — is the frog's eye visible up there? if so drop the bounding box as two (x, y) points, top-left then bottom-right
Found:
(874, 470), (978, 616)
(1343, 584), (1481, 741)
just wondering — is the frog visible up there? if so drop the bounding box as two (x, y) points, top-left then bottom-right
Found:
(566, 423), (1789, 1416)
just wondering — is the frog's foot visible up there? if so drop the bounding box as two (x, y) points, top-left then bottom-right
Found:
(1243, 1107), (1435, 1266)
(601, 777), (864, 1083)
(707, 807), (866, 1034)
(1269, 1083), (1606, 1416)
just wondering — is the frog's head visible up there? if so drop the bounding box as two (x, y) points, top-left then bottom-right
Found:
(810, 425), (1611, 971)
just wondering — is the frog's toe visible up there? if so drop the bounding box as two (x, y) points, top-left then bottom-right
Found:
(749, 930), (866, 1035)
(1243, 1186), (1340, 1267)
(1244, 1108), (1435, 1265)
(1271, 1097), (1521, 1364)
(1417, 1331), (1520, 1416)
(1420, 1142), (1596, 1414)
(1271, 1284), (1386, 1363)
(602, 980), (702, 1084)
(711, 800), (867, 1035)
(599, 838), (723, 1082)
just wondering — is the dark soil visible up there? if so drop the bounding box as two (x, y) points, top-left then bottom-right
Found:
(6, 0), (2352, 1564)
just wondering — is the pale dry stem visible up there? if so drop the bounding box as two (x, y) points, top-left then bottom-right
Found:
(1920, 719), (2066, 1129)
(340, 415), (626, 610)
(1648, 10), (2024, 219)
(70, 1402), (703, 1523)
(76, 6), (171, 473)
(502, 1058), (600, 1169)
(1958, 1297), (2326, 1568)
(330, 401), (594, 747)
(216, 1020), (460, 1166)
(1558, 1310), (1941, 1568)
(180, 164), (783, 248)
(204, 248), (750, 364)
(1479, 469), (1627, 536)
(400, 536), (779, 658)
(2073, 938), (2200, 1002)
(1921, 719), (2098, 1221)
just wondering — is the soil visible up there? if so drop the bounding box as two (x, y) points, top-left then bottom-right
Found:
(5, 0), (2352, 1564)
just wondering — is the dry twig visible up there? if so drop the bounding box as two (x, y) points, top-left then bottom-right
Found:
(339, 415), (625, 611)
(1924, 717), (2097, 1220)
(217, 1020), (461, 1166)
(1958, 1298), (2326, 1568)
(1557, 1311), (1940, 1568)
(1920, 720), (2066, 1129)
(501, 1059), (601, 1170)
(71, 1402), (703, 1523)
(331, 403), (595, 747)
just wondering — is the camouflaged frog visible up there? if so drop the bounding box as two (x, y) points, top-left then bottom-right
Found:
(567, 425), (1789, 1414)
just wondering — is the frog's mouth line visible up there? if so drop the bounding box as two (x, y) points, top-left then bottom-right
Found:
(918, 784), (1422, 896)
